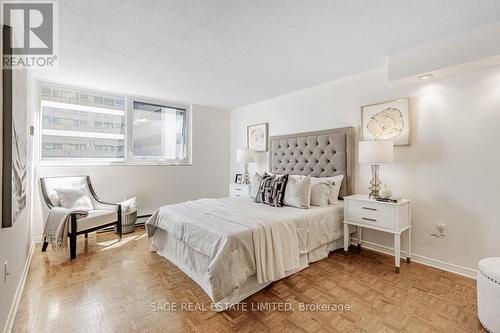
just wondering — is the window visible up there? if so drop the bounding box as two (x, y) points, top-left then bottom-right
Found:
(40, 84), (126, 160)
(131, 101), (188, 161)
(38, 82), (191, 164)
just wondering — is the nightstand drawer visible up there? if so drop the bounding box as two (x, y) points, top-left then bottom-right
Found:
(229, 183), (250, 197)
(346, 200), (395, 229)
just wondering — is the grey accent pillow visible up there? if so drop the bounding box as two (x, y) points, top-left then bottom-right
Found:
(283, 175), (311, 209)
(255, 173), (288, 207)
(310, 179), (330, 207)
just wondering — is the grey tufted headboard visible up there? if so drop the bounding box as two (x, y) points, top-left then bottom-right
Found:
(269, 127), (354, 198)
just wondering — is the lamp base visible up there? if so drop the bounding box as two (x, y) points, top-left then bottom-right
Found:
(242, 162), (251, 184)
(368, 164), (381, 199)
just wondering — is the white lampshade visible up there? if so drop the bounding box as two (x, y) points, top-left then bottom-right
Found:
(236, 148), (255, 163)
(358, 141), (393, 164)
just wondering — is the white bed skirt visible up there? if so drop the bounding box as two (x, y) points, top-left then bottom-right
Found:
(150, 227), (353, 311)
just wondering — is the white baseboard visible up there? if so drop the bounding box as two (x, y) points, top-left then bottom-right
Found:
(352, 238), (478, 279)
(3, 237), (37, 333)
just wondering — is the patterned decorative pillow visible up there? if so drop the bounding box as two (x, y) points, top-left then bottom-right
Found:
(255, 173), (289, 207)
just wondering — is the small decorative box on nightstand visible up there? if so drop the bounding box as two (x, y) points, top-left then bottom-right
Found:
(229, 183), (250, 197)
(343, 194), (411, 273)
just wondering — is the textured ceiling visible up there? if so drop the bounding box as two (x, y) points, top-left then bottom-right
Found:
(36, 0), (500, 109)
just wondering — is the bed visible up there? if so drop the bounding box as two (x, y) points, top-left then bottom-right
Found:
(146, 127), (355, 310)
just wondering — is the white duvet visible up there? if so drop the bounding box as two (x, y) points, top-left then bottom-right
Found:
(146, 196), (343, 302)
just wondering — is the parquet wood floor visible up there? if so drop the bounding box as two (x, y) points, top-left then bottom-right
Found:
(12, 228), (483, 333)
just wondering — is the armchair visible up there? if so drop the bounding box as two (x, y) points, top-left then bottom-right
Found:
(40, 175), (122, 259)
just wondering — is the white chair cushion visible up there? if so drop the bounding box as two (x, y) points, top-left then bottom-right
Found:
(72, 210), (117, 232)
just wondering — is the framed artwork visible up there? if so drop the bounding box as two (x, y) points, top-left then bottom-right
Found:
(247, 122), (268, 152)
(2, 25), (28, 228)
(234, 174), (243, 184)
(361, 98), (411, 146)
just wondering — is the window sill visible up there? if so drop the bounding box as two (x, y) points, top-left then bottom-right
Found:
(36, 160), (193, 167)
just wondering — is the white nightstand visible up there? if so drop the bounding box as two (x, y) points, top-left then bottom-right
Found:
(343, 194), (411, 273)
(229, 183), (250, 197)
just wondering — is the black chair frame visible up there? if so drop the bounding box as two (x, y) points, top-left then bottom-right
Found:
(40, 175), (122, 259)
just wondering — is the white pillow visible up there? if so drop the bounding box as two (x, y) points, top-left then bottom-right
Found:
(310, 179), (330, 206)
(310, 175), (345, 206)
(283, 175), (311, 209)
(250, 172), (263, 199)
(121, 197), (137, 213)
(55, 185), (94, 211)
(328, 175), (344, 205)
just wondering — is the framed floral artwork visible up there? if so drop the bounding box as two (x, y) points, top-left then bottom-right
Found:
(361, 98), (411, 146)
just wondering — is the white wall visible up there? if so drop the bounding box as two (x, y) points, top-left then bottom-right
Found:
(230, 65), (500, 273)
(32, 105), (230, 237)
(0, 69), (35, 332)
(388, 21), (500, 86)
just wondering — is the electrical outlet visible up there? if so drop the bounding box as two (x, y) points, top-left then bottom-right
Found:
(437, 223), (446, 235)
(4, 261), (9, 283)
(431, 223), (446, 238)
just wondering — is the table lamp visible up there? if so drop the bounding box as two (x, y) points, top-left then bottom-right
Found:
(358, 141), (393, 199)
(236, 148), (255, 184)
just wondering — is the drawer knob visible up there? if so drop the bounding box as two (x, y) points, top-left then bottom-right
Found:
(235, 188), (241, 191)
(362, 217), (377, 222)
(362, 207), (377, 211)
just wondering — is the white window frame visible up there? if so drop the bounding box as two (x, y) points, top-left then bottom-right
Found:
(36, 80), (192, 166)
(126, 96), (192, 165)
